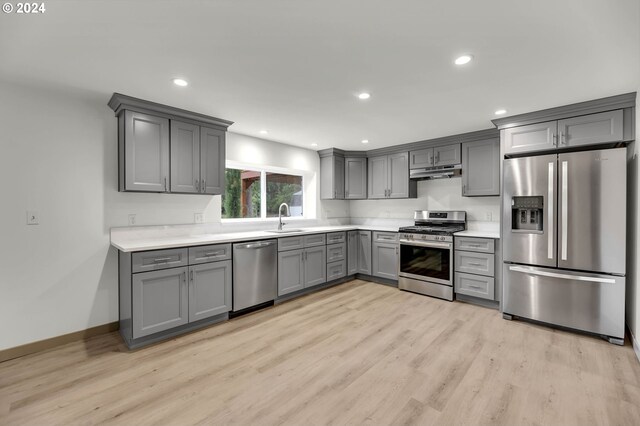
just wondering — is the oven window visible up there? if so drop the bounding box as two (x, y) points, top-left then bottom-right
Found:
(400, 244), (450, 281)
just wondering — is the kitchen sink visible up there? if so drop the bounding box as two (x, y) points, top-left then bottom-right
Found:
(265, 229), (305, 234)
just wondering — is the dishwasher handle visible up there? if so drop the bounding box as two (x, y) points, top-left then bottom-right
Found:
(236, 241), (276, 250)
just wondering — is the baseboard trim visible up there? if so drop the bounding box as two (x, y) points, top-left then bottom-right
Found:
(0, 321), (119, 363)
(630, 327), (640, 365)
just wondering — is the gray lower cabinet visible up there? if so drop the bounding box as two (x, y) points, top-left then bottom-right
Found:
(372, 242), (398, 280)
(345, 157), (367, 199)
(320, 154), (345, 199)
(132, 267), (188, 339)
(454, 236), (498, 301)
(121, 111), (170, 192)
(277, 249), (305, 295)
(461, 138), (500, 197)
(278, 234), (327, 296)
(357, 231), (372, 275)
(347, 230), (359, 275)
(368, 152), (415, 199)
(304, 246), (327, 287)
(189, 260), (232, 322)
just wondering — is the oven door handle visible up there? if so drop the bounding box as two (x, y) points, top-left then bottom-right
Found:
(399, 240), (451, 249)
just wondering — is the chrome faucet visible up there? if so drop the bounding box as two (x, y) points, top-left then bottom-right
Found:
(278, 203), (290, 231)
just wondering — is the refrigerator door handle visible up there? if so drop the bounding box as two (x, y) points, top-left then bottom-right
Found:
(508, 266), (616, 284)
(561, 160), (568, 261)
(548, 162), (554, 259)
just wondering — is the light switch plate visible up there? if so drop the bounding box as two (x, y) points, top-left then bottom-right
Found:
(128, 214), (136, 226)
(27, 211), (39, 225)
(485, 212), (492, 221)
(194, 213), (204, 223)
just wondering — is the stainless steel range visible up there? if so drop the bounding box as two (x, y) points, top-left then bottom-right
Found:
(398, 211), (466, 301)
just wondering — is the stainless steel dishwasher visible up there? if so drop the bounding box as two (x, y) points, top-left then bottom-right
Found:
(232, 239), (277, 311)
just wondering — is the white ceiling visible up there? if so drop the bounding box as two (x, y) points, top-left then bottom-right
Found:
(1, 0), (639, 151)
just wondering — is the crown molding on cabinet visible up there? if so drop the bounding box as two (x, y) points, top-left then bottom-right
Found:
(491, 92), (636, 130)
(108, 93), (234, 130)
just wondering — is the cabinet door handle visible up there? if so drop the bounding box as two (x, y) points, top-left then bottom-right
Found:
(462, 184), (466, 195)
(182, 271), (186, 282)
(202, 180), (206, 193)
(345, 190), (349, 198)
(195, 179), (200, 191)
(561, 132), (566, 145)
(468, 262), (484, 267)
(164, 177), (168, 192)
(204, 251), (224, 257)
(153, 257), (172, 263)
(190, 270), (193, 281)
(435, 152), (440, 163)
(396, 246), (399, 255)
(552, 132), (558, 146)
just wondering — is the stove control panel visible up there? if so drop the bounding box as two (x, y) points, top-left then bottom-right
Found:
(400, 233), (453, 243)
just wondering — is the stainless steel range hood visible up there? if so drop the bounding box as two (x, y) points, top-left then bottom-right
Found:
(409, 164), (462, 180)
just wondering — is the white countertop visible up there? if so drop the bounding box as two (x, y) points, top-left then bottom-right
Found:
(454, 230), (500, 239)
(111, 224), (401, 252)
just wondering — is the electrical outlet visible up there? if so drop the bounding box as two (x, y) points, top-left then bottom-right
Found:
(128, 214), (136, 226)
(485, 212), (492, 221)
(26, 211), (39, 225)
(194, 213), (204, 223)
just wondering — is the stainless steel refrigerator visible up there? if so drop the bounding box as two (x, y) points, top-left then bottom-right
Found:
(502, 147), (627, 344)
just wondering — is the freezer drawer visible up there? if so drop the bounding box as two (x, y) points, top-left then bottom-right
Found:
(503, 264), (625, 339)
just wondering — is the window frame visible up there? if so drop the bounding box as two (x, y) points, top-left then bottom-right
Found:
(222, 161), (307, 222)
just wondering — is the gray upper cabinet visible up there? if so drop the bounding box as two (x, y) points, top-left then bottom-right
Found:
(188, 260), (232, 322)
(200, 126), (225, 195)
(409, 148), (434, 169)
(367, 156), (388, 198)
(345, 157), (367, 199)
(320, 154), (345, 199)
(434, 144), (461, 166)
(410, 144), (460, 169)
(304, 246), (327, 287)
(357, 231), (372, 275)
(368, 152), (414, 199)
(462, 139), (500, 197)
(347, 230), (359, 275)
(132, 267), (188, 339)
(388, 152), (410, 198)
(502, 110), (625, 156)
(109, 93), (233, 195)
(558, 110), (623, 148)
(122, 111), (170, 192)
(503, 121), (557, 155)
(170, 120), (200, 193)
(170, 122), (225, 195)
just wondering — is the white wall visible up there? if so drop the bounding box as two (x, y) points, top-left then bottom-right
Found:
(349, 178), (500, 222)
(0, 81), (347, 351)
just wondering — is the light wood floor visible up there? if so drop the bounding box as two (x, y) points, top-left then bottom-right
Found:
(1, 280), (640, 425)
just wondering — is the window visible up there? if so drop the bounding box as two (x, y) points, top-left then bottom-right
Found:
(222, 167), (303, 220)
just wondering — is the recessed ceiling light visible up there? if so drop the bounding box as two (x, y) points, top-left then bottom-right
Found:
(357, 92), (371, 100)
(361, 139), (369, 144)
(259, 130), (268, 135)
(311, 143), (318, 147)
(454, 55), (473, 65)
(172, 78), (188, 87)
(494, 109), (507, 115)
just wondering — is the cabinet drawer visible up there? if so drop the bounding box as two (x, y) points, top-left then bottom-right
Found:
(132, 248), (188, 273)
(304, 233), (326, 247)
(327, 260), (346, 281)
(373, 231), (398, 243)
(327, 242), (346, 262)
(454, 237), (495, 253)
(188, 243), (231, 265)
(455, 272), (495, 300)
(455, 251), (495, 277)
(326, 231), (346, 244)
(278, 236), (305, 252)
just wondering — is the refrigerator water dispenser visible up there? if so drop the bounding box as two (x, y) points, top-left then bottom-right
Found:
(511, 196), (543, 233)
